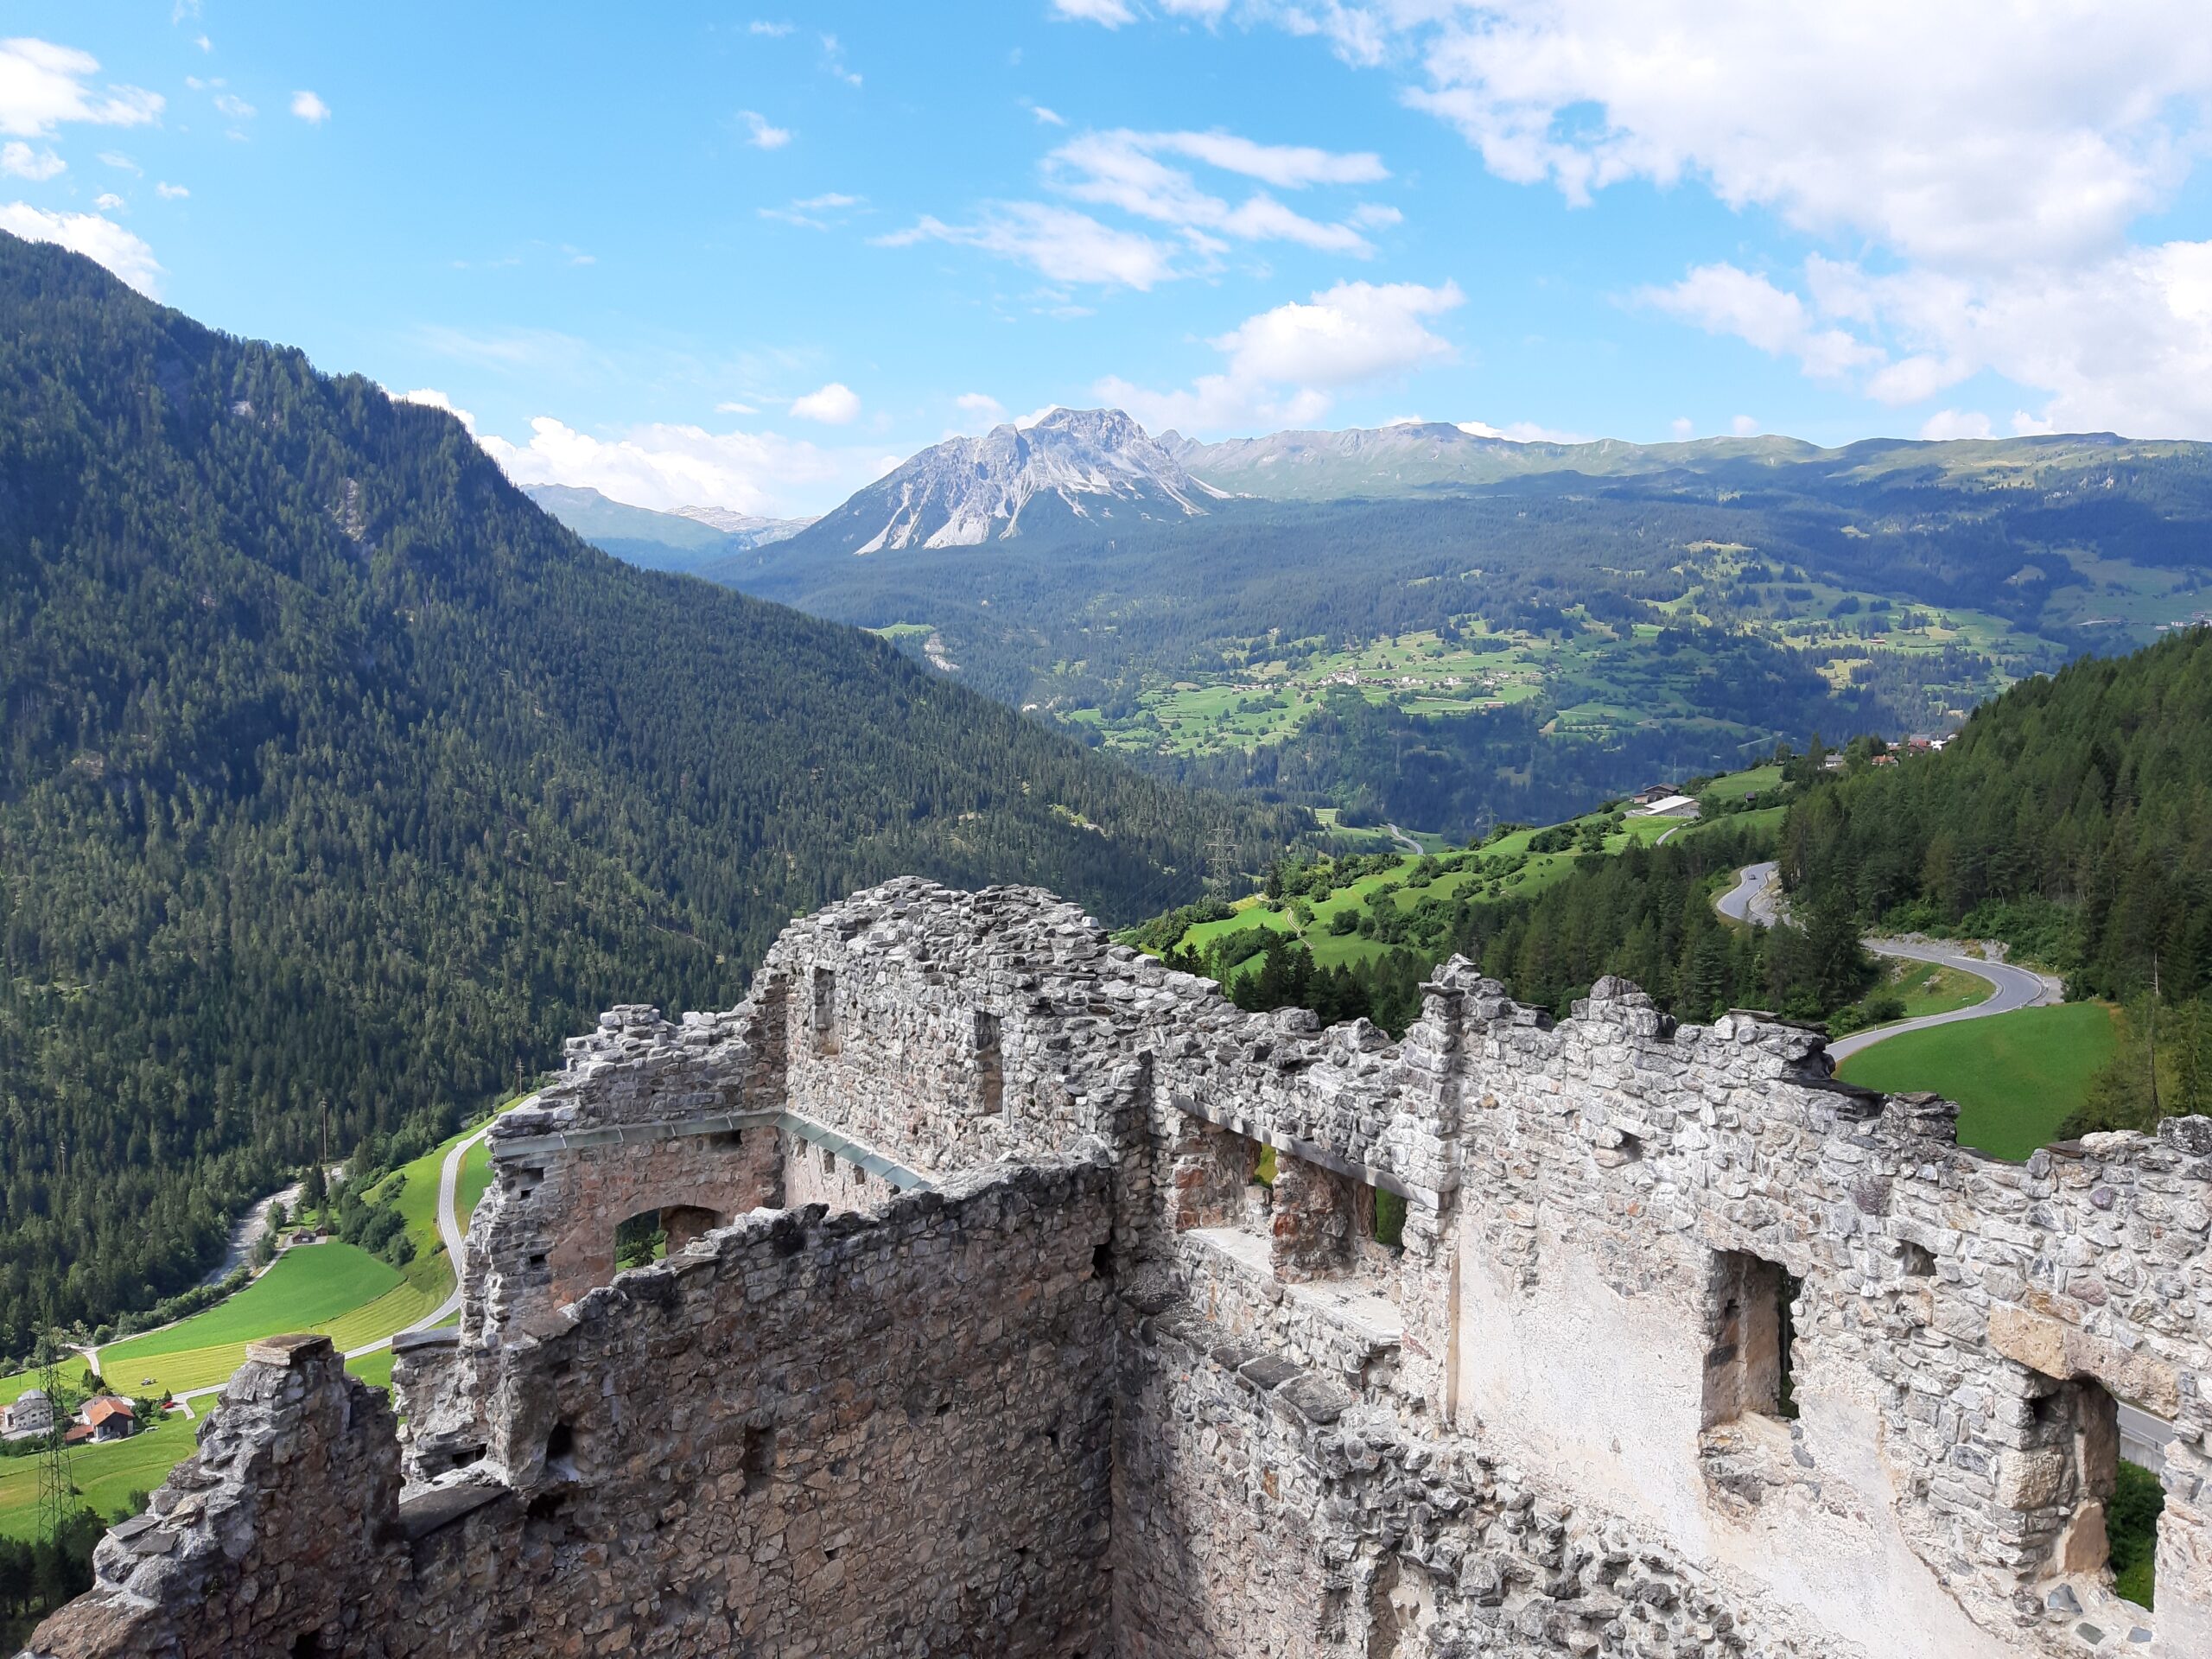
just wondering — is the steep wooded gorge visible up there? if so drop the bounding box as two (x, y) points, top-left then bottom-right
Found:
(0, 233), (1296, 1349)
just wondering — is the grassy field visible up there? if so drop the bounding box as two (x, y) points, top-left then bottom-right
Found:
(0, 1412), (196, 1540)
(1887, 959), (1994, 1020)
(97, 1243), (407, 1397)
(1838, 1002), (2121, 1160)
(93, 1114), (498, 1402)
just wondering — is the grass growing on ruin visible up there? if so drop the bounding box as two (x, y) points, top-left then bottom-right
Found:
(0, 1413), (196, 1541)
(1836, 1002), (2120, 1160)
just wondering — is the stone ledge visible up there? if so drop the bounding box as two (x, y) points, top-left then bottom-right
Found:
(1168, 1091), (1443, 1203)
(397, 1477), (510, 1543)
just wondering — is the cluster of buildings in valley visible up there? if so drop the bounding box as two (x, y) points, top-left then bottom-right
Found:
(3, 1388), (141, 1446)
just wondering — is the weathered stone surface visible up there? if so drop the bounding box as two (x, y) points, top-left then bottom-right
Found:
(25, 878), (2212, 1659)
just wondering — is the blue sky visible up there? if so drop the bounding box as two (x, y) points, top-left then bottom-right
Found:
(6, 3), (2212, 515)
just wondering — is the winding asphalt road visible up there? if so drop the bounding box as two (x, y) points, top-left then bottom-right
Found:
(1713, 861), (2060, 1062)
(167, 1121), (492, 1415)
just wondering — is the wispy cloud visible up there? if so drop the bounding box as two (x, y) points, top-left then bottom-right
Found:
(0, 40), (163, 137)
(819, 34), (861, 88)
(876, 202), (1178, 290)
(0, 142), (64, 181)
(156, 181), (188, 200)
(739, 110), (791, 149)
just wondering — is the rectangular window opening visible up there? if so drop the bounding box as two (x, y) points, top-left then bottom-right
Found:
(810, 968), (838, 1054)
(974, 1011), (1005, 1118)
(1701, 1250), (1801, 1428)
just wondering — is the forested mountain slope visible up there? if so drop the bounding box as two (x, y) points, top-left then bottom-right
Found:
(0, 233), (1297, 1351)
(1784, 625), (2212, 1003)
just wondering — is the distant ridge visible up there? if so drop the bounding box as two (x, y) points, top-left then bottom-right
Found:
(523, 484), (811, 574)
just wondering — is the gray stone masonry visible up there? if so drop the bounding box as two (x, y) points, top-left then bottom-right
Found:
(25, 878), (2212, 1658)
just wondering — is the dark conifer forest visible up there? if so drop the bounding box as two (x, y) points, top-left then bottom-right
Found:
(0, 234), (1300, 1351)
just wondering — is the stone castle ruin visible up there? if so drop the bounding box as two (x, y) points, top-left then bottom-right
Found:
(22, 879), (2212, 1658)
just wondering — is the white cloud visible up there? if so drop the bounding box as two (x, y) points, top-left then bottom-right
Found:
(0, 200), (161, 294)
(750, 20), (794, 35)
(1141, 2), (2212, 437)
(790, 381), (861, 423)
(1028, 103), (1066, 126)
(395, 387), (478, 433)
(956, 391), (1006, 426)
(478, 413), (883, 517)
(93, 190), (121, 209)
(1919, 409), (1993, 442)
(1043, 128), (1387, 257)
(740, 110), (791, 149)
(715, 399), (760, 414)
(1642, 264), (1880, 380)
(1731, 415), (1759, 437)
(0, 39), (163, 137)
(290, 90), (330, 124)
(0, 141), (60, 180)
(876, 202), (1178, 289)
(1052, 0), (1136, 24)
(155, 181), (187, 199)
(1457, 417), (1587, 443)
(212, 91), (254, 120)
(819, 34), (861, 88)
(1669, 416), (1694, 441)
(1387, 1), (2211, 270)
(1100, 278), (1463, 434)
(795, 192), (858, 210)
(1146, 130), (1387, 189)
(97, 150), (138, 174)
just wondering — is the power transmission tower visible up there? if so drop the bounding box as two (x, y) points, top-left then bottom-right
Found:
(36, 1329), (72, 1541)
(1204, 828), (1238, 898)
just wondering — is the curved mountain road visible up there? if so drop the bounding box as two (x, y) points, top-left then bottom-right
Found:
(1713, 861), (2060, 1062)
(168, 1121), (492, 1414)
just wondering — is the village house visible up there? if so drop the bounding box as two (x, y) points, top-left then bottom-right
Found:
(2, 1387), (52, 1440)
(64, 1396), (135, 1446)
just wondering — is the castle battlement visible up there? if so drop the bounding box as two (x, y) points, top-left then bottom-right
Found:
(26, 880), (2212, 1659)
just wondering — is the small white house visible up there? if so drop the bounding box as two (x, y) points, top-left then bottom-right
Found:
(1630, 793), (1700, 819)
(3, 1387), (54, 1439)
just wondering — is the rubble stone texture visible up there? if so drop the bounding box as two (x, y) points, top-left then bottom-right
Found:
(24, 878), (2212, 1658)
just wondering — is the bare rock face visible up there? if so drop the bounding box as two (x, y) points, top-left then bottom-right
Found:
(803, 407), (1227, 554)
(25, 877), (2212, 1659)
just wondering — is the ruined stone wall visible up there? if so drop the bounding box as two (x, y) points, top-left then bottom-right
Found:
(26, 880), (2212, 1659)
(30, 1157), (1116, 1659)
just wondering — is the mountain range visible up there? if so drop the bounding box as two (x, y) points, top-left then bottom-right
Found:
(704, 405), (2212, 836)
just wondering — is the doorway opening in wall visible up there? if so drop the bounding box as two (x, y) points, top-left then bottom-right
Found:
(614, 1211), (666, 1270)
(2026, 1373), (2164, 1610)
(1701, 1250), (1801, 1427)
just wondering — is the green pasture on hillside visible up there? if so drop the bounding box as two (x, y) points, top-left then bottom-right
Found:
(1838, 1002), (2121, 1160)
(0, 1412), (197, 1541)
(1168, 766), (1783, 976)
(97, 1243), (408, 1397)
